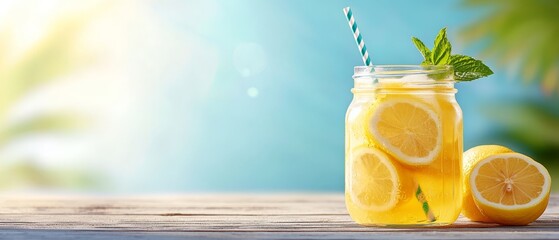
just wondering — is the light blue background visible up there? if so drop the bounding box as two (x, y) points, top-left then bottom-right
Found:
(128, 0), (544, 192)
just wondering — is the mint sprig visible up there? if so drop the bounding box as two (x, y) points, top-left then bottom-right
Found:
(412, 27), (493, 81)
(411, 37), (431, 63)
(431, 27), (451, 65)
(450, 54), (494, 81)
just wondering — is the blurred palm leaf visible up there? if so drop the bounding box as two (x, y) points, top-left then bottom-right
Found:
(0, 19), (89, 121)
(0, 162), (99, 189)
(482, 101), (559, 150)
(0, 6), (106, 189)
(0, 113), (85, 148)
(461, 0), (559, 94)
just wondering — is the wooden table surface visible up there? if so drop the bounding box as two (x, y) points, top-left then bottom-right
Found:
(0, 194), (557, 239)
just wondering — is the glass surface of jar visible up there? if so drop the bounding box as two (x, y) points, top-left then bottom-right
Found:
(345, 65), (463, 226)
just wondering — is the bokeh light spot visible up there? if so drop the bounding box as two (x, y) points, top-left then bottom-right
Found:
(247, 87), (259, 98)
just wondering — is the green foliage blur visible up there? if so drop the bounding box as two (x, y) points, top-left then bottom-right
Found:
(0, 11), (98, 190)
(461, 0), (559, 94)
(461, 0), (559, 190)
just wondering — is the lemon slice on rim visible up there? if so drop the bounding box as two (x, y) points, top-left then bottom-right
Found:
(368, 97), (442, 166)
(349, 147), (412, 211)
(470, 152), (551, 225)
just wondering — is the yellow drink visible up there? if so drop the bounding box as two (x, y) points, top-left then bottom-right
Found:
(345, 65), (463, 226)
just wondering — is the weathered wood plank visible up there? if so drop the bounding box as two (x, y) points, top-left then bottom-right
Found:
(1, 230), (559, 240)
(0, 194), (557, 239)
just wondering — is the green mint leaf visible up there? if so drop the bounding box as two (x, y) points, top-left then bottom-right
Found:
(411, 37), (432, 64)
(450, 54), (494, 81)
(431, 27), (451, 65)
(410, 27), (494, 81)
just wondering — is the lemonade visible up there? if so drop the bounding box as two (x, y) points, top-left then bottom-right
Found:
(345, 65), (463, 226)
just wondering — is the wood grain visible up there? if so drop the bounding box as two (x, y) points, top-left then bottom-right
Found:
(0, 194), (557, 239)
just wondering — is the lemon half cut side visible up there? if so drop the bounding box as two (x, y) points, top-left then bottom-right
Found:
(470, 152), (551, 225)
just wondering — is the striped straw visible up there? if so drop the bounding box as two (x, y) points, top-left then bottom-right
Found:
(415, 183), (436, 222)
(343, 7), (436, 222)
(342, 7), (372, 66)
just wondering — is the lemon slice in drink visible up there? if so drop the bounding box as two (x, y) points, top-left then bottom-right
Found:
(349, 147), (413, 211)
(470, 152), (551, 225)
(368, 97), (442, 166)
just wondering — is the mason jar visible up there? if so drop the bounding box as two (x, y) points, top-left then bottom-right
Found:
(345, 65), (463, 226)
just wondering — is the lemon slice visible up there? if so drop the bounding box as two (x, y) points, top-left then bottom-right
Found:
(368, 97), (442, 166)
(470, 152), (551, 225)
(349, 147), (412, 211)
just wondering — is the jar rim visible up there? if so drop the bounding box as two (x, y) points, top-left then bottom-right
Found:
(352, 65), (456, 91)
(353, 65), (454, 78)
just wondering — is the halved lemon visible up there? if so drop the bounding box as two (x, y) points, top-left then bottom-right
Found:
(470, 152), (551, 225)
(368, 97), (442, 166)
(462, 145), (514, 222)
(349, 147), (413, 211)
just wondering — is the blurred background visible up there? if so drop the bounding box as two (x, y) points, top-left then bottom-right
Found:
(0, 0), (557, 193)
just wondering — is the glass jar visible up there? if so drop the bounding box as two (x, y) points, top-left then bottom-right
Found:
(345, 65), (463, 226)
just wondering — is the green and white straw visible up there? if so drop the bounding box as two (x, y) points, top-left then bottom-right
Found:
(342, 6), (436, 222)
(415, 183), (436, 222)
(343, 7), (372, 66)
